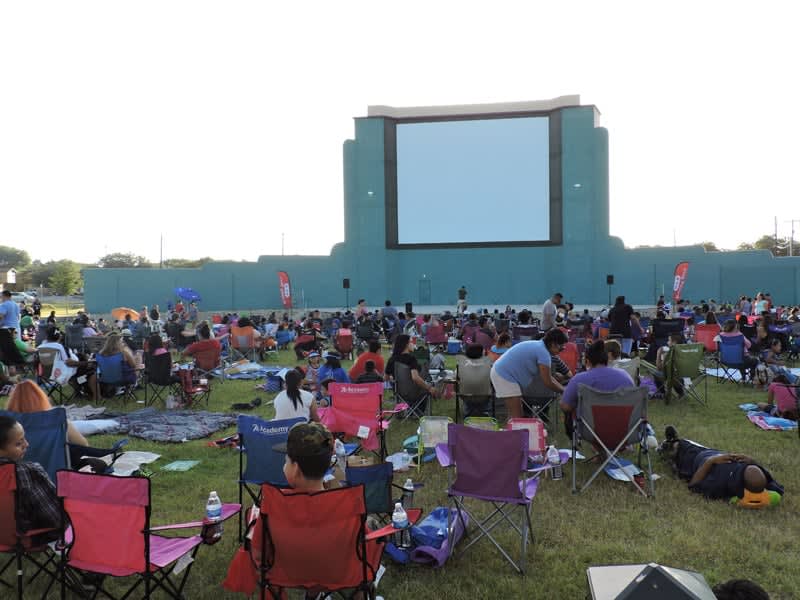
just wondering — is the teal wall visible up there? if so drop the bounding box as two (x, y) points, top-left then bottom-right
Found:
(84, 106), (800, 312)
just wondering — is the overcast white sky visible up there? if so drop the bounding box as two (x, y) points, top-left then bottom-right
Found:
(2, 2), (799, 264)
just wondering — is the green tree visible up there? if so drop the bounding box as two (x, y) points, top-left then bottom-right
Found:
(163, 257), (214, 268)
(97, 252), (152, 268)
(700, 241), (719, 252)
(48, 260), (83, 295)
(744, 234), (799, 257)
(0, 245), (31, 269)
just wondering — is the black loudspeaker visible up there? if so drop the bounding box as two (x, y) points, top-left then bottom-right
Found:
(342, 278), (350, 289)
(405, 302), (413, 314)
(586, 563), (716, 600)
(606, 274), (614, 285)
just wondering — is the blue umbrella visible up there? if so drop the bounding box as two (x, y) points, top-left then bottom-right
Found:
(174, 287), (202, 302)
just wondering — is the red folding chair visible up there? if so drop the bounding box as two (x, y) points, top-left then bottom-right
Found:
(57, 470), (239, 599)
(559, 342), (580, 373)
(321, 383), (402, 460)
(334, 332), (355, 361)
(246, 484), (384, 600)
(177, 368), (211, 407)
(694, 323), (720, 353)
(0, 464), (61, 599)
(425, 324), (447, 349)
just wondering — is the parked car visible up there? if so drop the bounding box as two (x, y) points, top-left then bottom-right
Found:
(24, 290), (39, 298)
(9, 292), (36, 303)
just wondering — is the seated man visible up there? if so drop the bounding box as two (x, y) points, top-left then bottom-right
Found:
(348, 339), (384, 381)
(0, 415), (65, 544)
(659, 426), (784, 502)
(560, 340), (634, 437)
(182, 323), (222, 371)
(355, 360), (384, 384)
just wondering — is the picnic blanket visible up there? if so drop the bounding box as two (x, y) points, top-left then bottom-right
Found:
(212, 362), (285, 380)
(65, 404), (109, 421)
(738, 404), (797, 431)
(708, 367), (800, 381)
(105, 408), (237, 442)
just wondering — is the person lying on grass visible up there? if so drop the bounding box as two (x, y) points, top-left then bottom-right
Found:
(659, 426), (784, 502)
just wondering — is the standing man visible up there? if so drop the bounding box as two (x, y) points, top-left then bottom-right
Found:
(456, 285), (468, 316)
(0, 290), (21, 339)
(490, 329), (568, 419)
(541, 292), (563, 331)
(608, 295), (634, 340)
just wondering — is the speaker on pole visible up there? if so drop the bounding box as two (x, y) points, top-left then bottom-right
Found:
(342, 278), (350, 289)
(606, 274), (614, 285)
(405, 302), (413, 314)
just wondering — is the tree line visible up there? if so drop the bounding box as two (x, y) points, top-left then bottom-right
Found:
(634, 233), (800, 257)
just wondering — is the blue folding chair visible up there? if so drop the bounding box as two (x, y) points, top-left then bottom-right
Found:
(237, 415), (305, 541)
(717, 336), (748, 384)
(0, 408), (69, 482)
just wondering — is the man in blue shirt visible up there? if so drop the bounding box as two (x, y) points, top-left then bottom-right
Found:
(490, 329), (568, 419)
(0, 290), (21, 338)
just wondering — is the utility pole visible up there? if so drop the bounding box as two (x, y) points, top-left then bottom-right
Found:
(159, 234), (163, 268)
(281, 232), (285, 256)
(786, 219), (800, 257)
(774, 216), (778, 255)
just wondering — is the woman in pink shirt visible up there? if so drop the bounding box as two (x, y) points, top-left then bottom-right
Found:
(757, 374), (798, 420)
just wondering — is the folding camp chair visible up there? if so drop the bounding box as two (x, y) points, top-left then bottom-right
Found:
(57, 470), (239, 600)
(463, 416), (498, 430)
(455, 355), (493, 422)
(612, 357), (640, 385)
(247, 483), (384, 600)
(558, 342), (580, 373)
(83, 336), (106, 356)
(512, 326), (539, 344)
(393, 362), (431, 420)
(424, 324), (447, 351)
(440, 424), (537, 574)
(176, 367), (211, 408)
(694, 323), (720, 354)
(323, 383), (398, 461)
(343, 462), (423, 526)
(0, 329), (34, 379)
(334, 331), (355, 361)
(35, 348), (68, 405)
(0, 463), (62, 599)
(571, 384), (653, 497)
(506, 417), (548, 459)
(666, 343), (708, 406)
(237, 415), (306, 541)
(521, 376), (557, 433)
(417, 416), (452, 471)
(63, 325), (85, 354)
(95, 353), (139, 404)
(412, 345), (431, 380)
(717, 335), (749, 385)
(230, 326), (261, 362)
(143, 352), (179, 407)
(191, 341), (225, 384)
(0, 409), (69, 482)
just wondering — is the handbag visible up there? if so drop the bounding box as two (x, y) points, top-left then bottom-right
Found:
(52, 353), (77, 385)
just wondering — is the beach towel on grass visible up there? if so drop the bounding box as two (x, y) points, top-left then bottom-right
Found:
(604, 456), (642, 481)
(746, 411), (797, 431)
(108, 408), (237, 442)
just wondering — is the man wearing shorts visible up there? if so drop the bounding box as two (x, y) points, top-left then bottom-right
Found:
(490, 329), (568, 419)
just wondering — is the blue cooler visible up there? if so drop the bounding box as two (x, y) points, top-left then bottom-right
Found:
(447, 338), (461, 354)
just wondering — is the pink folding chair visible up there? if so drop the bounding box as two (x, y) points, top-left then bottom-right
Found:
(320, 383), (403, 460)
(425, 324), (447, 349)
(57, 470), (239, 599)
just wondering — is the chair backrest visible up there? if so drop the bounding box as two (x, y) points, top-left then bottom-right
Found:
(447, 424), (529, 501)
(461, 324), (480, 345)
(512, 326), (538, 342)
(506, 417), (547, 453)
(522, 374), (555, 400)
(456, 355), (492, 397)
(329, 383), (383, 421)
(694, 324), (720, 352)
(394, 362), (423, 401)
(576, 385), (648, 449)
(144, 351), (173, 386)
(344, 462), (394, 514)
(671, 343), (704, 378)
(612, 357), (640, 382)
(559, 342), (580, 373)
(335, 332), (354, 353)
(64, 324), (85, 351)
(37, 347), (60, 379)
(651, 319), (684, 343)
(0, 408), (69, 481)
(57, 470), (149, 576)
(35, 322), (50, 346)
(495, 318), (510, 333)
(95, 352), (124, 384)
(425, 324), (447, 344)
(419, 416), (451, 448)
(718, 335), (745, 364)
(239, 415), (306, 486)
(193, 343), (222, 371)
(256, 483), (375, 590)
(463, 416), (498, 431)
(474, 330), (494, 353)
(0, 463), (18, 548)
(231, 326), (255, 350)
(355, 323), (375, 340)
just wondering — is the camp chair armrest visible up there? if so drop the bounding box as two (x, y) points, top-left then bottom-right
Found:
(435, 443), (452, 467)
(391, 482), (424, 492)
(150, 503), (241, 531)
(365, 508), (423, 541)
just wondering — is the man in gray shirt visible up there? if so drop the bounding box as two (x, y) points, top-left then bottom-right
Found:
(541, 292), (563, 330)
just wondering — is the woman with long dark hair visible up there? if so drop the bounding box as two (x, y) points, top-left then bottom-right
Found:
(274, 369), (319, 422)
(384, 334), (436, 397)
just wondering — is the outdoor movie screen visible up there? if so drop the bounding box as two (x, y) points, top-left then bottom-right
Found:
(388, 114), (559, 248)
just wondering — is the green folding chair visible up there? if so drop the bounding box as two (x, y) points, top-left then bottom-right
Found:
(666, 343), (707, 406)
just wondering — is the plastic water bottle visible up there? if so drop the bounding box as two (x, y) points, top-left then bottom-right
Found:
(547, 446), (563, 481)
(334, 439), (347, 474)
(205, 491), (223, 541)
(401, 478), (415, 508)
(391, 502), (412, 548)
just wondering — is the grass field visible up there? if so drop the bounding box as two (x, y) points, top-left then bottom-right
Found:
(7, 348), (799, 599)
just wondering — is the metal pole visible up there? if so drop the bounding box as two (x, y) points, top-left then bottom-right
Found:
(159, 234), (163, 268)
(281, 233), (285, 256)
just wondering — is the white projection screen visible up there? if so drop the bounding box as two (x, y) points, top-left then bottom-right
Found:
(386, 114), (561, 248)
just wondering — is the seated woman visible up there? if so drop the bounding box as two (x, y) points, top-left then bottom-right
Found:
(89, 332), (139, 398)
(317, 352), (350, 385)
(760, 338), (797, 384)
(659, 427), (784, 502)
(0, 415), (65, 543)
(756, 373), (799, 420)
(385, 334), (438, 399)
(714, 319), (759, 382)
(6, 380), (88, 447)
(488, 331), (512, 362)
(273, 369), (320, 422)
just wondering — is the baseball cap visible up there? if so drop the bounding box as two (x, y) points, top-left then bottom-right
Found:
(306, 352), (320, 359)
(272, 422), (334, 460)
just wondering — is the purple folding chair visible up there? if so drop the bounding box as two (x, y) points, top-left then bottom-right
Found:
(443, 423), (537, 574)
